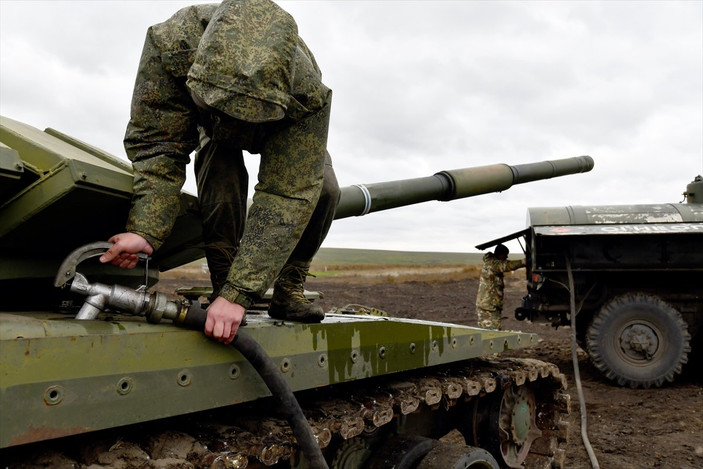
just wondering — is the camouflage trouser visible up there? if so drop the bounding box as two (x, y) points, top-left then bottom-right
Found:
(476, 307), (501, 330)
(194, 103), (340, 298)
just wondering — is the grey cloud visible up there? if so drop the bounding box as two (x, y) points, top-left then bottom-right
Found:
(1, 0), (700, 252)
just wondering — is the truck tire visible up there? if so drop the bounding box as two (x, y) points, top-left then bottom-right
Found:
(586, 293), (691, 389)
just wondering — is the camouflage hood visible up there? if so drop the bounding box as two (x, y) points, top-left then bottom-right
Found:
(186, 0), (313, 122)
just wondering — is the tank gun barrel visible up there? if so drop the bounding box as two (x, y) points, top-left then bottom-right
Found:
(334, 155), (594, 219)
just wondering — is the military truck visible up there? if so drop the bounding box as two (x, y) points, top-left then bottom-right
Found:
(481, 176), (703, 389)
(0, 115), (594, 468)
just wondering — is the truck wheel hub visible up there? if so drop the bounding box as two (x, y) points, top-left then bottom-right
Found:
(620, 324), (658, 360)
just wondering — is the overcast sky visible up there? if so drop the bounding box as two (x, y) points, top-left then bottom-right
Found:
(1, 0), (701, 254)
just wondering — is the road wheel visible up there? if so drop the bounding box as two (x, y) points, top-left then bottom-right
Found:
(486, 384), (541, 468)
(330, 438), (372, 469)
(463, 383), (541, 468)
(365, 435), (436, 469)
(417, 443), (500, 469)
(586, 293), (691, 389)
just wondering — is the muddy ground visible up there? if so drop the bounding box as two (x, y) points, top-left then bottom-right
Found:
(306, 267), (703, 469)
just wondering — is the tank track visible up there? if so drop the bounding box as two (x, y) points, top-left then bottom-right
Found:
(2, 357), (569, 468)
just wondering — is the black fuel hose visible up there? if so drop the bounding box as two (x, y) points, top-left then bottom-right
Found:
(178, 304), (329, 469)
(565, 258), (600, 469)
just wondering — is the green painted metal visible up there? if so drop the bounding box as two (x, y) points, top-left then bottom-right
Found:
(0, 311), (538, 448)
(0, 116), (203, 307)
(0, 142), (25, 204)
(334, 156), (594, 219)
(686, 175), (702, 204)
(527, 203), (703, 226)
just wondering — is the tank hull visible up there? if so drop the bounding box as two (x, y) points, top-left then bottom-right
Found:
(1, 311), (540, 448)
(1, 115), (585, 467)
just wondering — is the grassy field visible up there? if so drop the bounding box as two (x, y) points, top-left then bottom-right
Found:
(310, 247), (483, 267)
(162, 247), (486, 282)
(167, 248), (484, 271)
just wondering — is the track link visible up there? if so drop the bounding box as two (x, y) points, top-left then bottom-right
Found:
(181, 357), (569, 468)
(2, 358), (569, 468)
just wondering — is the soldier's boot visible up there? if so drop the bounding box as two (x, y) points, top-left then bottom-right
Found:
(268, 264), (325, 323)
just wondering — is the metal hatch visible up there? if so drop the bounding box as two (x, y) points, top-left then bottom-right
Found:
(475, 228), (529, 250)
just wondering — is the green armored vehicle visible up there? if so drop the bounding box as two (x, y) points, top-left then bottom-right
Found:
(0, 116), (593, 468)
(482, 176), (703, 389)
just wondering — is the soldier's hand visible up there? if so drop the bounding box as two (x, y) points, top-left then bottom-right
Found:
(99, 232), (154, 269)
(205, 297), (245, 344)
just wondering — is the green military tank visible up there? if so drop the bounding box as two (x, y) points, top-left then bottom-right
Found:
(0, 115), (593, 468)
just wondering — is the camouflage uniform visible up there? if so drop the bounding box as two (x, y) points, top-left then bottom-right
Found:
(124, 0), (339, 308)
(475, 253), (526, 329)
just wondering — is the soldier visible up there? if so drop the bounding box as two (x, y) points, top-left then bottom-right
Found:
(475, 244), (526, 330)
(100, 0), (340, 345)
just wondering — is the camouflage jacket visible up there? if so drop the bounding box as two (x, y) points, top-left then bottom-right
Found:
(123, 0), (330, 301)
(475, 253), (526, 312)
